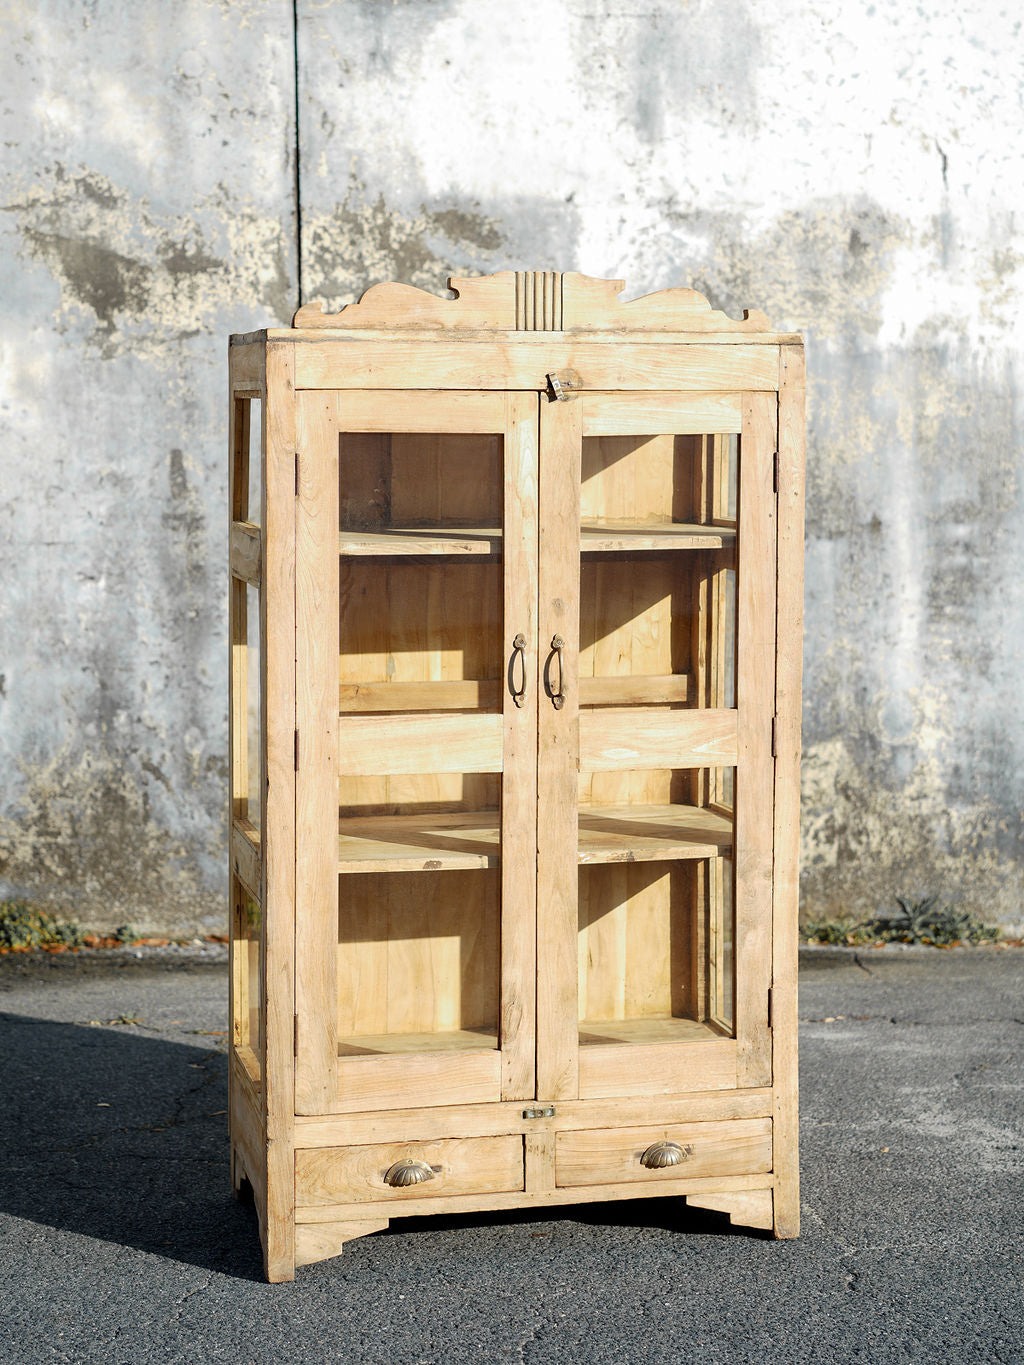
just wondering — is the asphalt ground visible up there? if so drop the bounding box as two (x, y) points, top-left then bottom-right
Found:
(0, 945), (1021, 1365)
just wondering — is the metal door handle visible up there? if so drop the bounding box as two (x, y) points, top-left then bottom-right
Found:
(640, 1140), (692, 1169)
(384, 1158), (436, 1187)
(549, 634), (566, 710)
(509, 633), (527, 708)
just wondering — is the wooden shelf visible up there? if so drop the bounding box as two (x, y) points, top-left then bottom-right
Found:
(338, 810), (501, 873)
(338, 522), (735, 557)
(337, 1027), (499, 1057)
(336, 802), (731, 873)
(579, 1016), (732, 1047)
(578, 803), (732, 864)
(581, 520), (736, 552)
(339, 527), (501, 556)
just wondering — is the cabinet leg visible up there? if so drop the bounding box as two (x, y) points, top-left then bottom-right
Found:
(295, 1219), (389, 1270)
(686, 1189), (774, 1232)
(771, 1172), (800, 1238)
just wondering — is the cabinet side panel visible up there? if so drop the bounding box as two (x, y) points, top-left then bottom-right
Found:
(537, 399), (582, 1101)
(772, 345), (805, 1236)
(735, 391), (777, 1087)
(263, 342), (297, 1282)
(501, 392), (540, 1099)
(295, 389), (340, 1114)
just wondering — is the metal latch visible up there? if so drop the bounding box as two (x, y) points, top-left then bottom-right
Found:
(545, 370), (581, 402)
(522, 1105), (555, 1119)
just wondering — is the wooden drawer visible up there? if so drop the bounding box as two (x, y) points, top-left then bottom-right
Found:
(555, 1119), (772, 1188)
(295, 1135), (524, 1207)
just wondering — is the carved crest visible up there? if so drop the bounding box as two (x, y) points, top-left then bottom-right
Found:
(292, 270), (772, 333)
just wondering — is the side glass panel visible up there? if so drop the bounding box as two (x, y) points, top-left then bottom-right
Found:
(576, 422), (739, 1052)
(229, 394), (263, 1077)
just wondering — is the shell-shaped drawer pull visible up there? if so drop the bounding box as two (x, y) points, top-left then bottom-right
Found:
(384, 1158), (437, 1188)
(640, 1140), (691, 1170)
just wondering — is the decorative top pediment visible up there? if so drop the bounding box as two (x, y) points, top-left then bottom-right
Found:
(291, 271), (773, 334)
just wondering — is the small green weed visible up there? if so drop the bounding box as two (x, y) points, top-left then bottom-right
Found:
(801, 917), (865, 946)
(864, 896), (998, 946)
(0, 900), (83, 951)
(802, 896), (1000, 947)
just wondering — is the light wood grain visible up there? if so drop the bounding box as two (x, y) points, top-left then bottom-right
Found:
(734, 391), (777, 1087)
(687, 1188), (774, 1231)
(561, 274), (772, 333)
(261, 341), (297, 1282)
(339, 679), (501, 712)
(772, 344), (805, 1237)
(292, 1089), (773, 1148)
(295, 342), (780, 393)
(231, 818), (261, 899)
(577, 803), (731, 864)
(295, 1135), (524, 1206)
(578, 1038), (737, 1098)
(230, 520), (261, 585)
(294, 1219), (388, 1267)
(294, 389), (340, 1116)
(294, 1172), (772, 1224)
(332, 802), (730, 874)
(336, 711), (503, 775)
(294, 273), (517, 330)
(500, 391), (540, 1099)
(555, 1118), (771, 1187)
(579, 707), (738, 771)
(537, 397), (582, 1102)
(581, 391), (743, 435)
(336, 389), (506, 431)
(334, 1049), (501, 1114)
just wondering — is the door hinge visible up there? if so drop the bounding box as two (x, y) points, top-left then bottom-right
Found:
(294, 451), (300, 495)
(523, 1105), (555, 1120)
(768, 988), (774, 1029)
(772, 450), (780, 493)
(294, 1014), (299, 1057)
(771, 716), (779, 757)
(294, 729), (299, 770)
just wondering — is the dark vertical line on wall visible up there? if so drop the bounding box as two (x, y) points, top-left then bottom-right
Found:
(292, 0), (303, 307)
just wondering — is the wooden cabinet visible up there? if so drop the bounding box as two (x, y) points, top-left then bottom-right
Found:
(228, 271), (804, 1281)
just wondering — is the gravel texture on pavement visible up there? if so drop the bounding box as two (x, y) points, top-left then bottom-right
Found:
(0, 946), (1021, 1364)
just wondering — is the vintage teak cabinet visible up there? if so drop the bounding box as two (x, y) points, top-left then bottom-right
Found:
(227, 270), (804, 1281)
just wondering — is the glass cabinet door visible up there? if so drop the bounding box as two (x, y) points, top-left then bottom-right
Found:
(537, 391), (776, 1101)
(294, 390), (538, 1114)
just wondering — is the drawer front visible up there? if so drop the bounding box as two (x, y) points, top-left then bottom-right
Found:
(555, 1119), (771, 1188)
(296, 1135), (524, 1207)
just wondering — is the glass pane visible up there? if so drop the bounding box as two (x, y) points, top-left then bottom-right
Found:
(245, 583), (261, 826)
(232, 880), (262, 1061)
(339, 559), (501, 713)
(232, 396), (262, 525)
(579, 430), (737, 711)
(339, 431), (502, 536)
(337, 869), (500, 1052)
(577, 768), (735, 1043)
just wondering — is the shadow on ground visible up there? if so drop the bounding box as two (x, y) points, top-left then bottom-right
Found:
(0, 1010), (748, 1280)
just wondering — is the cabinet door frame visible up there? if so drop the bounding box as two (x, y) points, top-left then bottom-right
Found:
(293, 389), (538, 1115)
(536, 388), (777, 1103)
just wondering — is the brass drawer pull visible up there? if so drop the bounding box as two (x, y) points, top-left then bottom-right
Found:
(640, 1140), (692, 1170)
(548, 634), (566, 710)
(509, 633), (527, 708)
(384, 1158), (437, 1188)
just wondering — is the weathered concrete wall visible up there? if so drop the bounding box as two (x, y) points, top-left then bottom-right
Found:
(2, 1), (1022, 932)
(296, 0), (1024, 931)
(0, 1), (296, 934)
